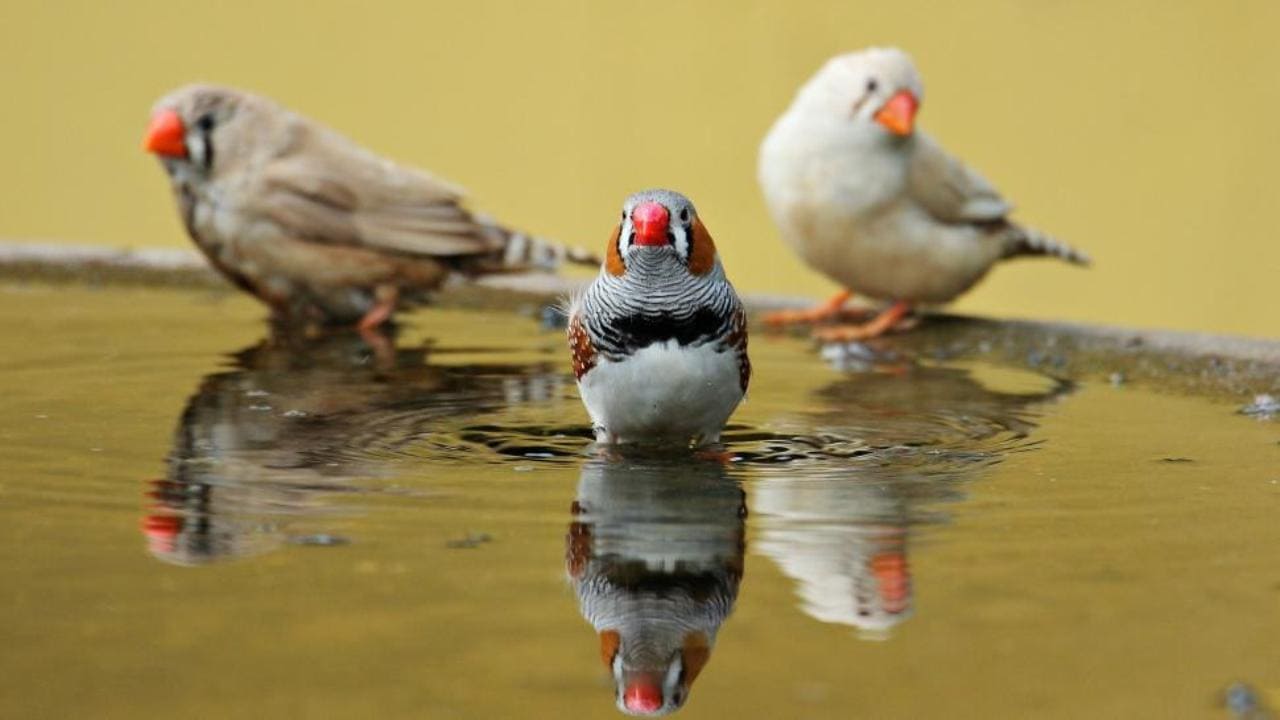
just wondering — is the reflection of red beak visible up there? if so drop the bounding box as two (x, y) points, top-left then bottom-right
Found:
(623, 672), (664, 714)
(871, 550), (911, 614)
(143, 109), (188, 157)
(873, 90), (919, 136)
(631, 201), (670, 247)
(142, 513), (184, 555)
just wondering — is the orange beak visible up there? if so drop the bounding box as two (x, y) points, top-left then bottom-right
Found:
(142, 109), (188, 158)
(871, 550), (911, 614)
(873, 90), (919, 136)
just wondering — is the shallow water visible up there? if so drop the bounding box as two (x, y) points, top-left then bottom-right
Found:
(1, 284), (1277, 719)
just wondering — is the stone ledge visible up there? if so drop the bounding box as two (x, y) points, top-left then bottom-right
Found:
(1, 240), (1276, 398)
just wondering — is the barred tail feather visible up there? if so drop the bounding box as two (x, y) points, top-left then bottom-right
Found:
(475, 214), (601, 271)
(1005, 225), (1091, 266)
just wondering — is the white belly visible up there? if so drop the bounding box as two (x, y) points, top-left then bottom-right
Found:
(811, 204), (1001, 303)
(760, 119), (1000, 304)
(577, 341), (744, 445)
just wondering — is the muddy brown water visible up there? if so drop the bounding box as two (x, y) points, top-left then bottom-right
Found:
(0, 283), (1276, 719)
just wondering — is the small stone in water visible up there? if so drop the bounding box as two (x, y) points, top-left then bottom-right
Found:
(540, 305), (568, 330)
(244, 389), (269, 397)
(292, 534), (350, 547)
(820, 342), (880, 372)
(446, 532), (492, 549)
(1223, 681), (1270, 719)
(1240, 394), (1279, 419)
(283, 409), (308, 418)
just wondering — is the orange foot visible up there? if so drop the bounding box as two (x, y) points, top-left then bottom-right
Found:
(762, 290), (857, 327)
(813, 301), (915, 343)
(357, 286), (399, 332)
(694, 447), (737, 465)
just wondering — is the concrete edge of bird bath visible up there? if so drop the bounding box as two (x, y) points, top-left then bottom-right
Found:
(1, 240), (1275, 401)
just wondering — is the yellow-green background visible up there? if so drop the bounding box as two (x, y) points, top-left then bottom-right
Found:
(2, 1), (1277, 338)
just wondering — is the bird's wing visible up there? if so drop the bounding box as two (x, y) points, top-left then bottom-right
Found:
(567, 312), (597, 381)
(248, 122), (499, 258)
(907, 133), (1013, 225)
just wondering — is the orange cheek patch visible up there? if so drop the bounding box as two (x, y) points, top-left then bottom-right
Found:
(605, 224), (625, 276)
(681, 631), (712, 686)
(687, 218), (717, 276)
(599, 629), (621, 668)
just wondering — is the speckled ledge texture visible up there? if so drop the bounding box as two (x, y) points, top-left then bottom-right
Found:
(2, 240), (1276, 399)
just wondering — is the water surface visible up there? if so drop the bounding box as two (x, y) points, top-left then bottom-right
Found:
(0, 284), (1277, 718)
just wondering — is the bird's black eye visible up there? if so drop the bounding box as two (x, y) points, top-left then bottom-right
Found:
(679, 208), (689, 223)
(196, 113), (216, 132)
(866, 78), (878, 93)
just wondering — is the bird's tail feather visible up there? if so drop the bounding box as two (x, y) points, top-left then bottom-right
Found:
(1005, 225), (1091, 266)
(476, 214), (601, 272)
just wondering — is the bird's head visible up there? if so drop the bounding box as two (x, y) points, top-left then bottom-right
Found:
(800, 47), (923, 140)
(599, 629), (711, 717)
(604, 189), (720, 279)
(142, 84), (258, 180)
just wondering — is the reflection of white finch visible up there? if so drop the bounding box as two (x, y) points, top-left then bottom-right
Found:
(568, 189), (750, 446)
(759, 47), (1089, 341)
(143, 84), (597, 329)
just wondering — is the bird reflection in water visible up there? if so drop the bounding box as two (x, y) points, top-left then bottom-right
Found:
(753, 362), (1074, 637)
(143, 326), (561, 566)
(566, 454), (746, 716)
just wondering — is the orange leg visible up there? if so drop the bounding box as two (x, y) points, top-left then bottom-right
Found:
(356, 287), (399, 366)
(813, 300), (914, 342)
(357, 286), (398, 331)
(694, 447), (737, 465)
(762, 290), (855, 327)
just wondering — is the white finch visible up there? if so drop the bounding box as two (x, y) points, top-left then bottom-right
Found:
(143, 84), (597, 329)
(567, 189), (750, 446)
(759, 47), (1089, 341)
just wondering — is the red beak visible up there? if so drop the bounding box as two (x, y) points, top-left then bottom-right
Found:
(874, 90), (919, 136)
(623, 675), (664, 714)
(143, 109), (188, 158)
(141, 513), (183, 555)
(631, 201), (670, 247)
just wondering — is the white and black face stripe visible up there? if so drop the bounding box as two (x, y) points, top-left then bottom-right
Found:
(664, 653), (687, 710)
(617, 205), (696, 265)
(670, 210), (692, 263)
(617, 210), (636, 259)
(184, 112), (217, 173)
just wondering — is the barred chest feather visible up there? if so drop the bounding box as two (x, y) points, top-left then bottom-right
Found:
(569, 308), (749, 445)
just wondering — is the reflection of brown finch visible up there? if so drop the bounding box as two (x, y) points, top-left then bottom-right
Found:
(759, 47), (1089, 341)
(567, 189), (749, 446)
(143, 84), (597, 329)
